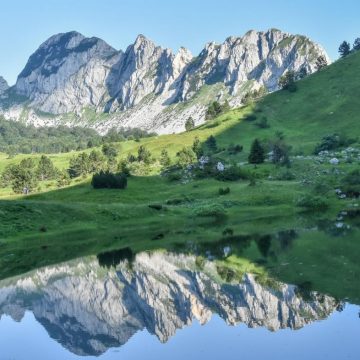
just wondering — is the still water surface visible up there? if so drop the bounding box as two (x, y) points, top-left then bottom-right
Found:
(0, 250), (359, 359)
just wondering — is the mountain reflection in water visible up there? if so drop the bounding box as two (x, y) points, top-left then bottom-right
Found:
(0, 251), (344, 357)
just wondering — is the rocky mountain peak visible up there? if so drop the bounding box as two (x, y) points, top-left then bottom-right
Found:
(0, 76), (8, 94)
(0, 28), (330, 134)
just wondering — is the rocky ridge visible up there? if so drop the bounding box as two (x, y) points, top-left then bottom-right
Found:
(0, 29), (329, 134)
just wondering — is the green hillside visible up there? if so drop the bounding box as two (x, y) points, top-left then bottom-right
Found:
(0, 52), (360, 303)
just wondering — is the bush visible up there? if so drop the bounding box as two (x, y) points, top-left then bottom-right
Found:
(276, 170), (296, 181)
(91, 171), (127, 189)
(216, 165), (249, 182)
(218, 187), (230, 195)
(314, 134), (356, 154)
(341, 169), (360, 197)
(165, 170), (182, 182)
(193, 203), (226, 218)
(148, 204), (163, 210)
(244, 114), (257, 122)
(228, 144), (243, 155)
(278, 71), (297, 92)
(255, 117), (270, 129)
(296, 195), (329, 211)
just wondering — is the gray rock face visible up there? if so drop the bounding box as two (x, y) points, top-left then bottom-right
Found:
(15, 31), (120, 114)
(0, 252), (339, 356)
(0, 29), (329, 133)
(0, 76), (8, 94)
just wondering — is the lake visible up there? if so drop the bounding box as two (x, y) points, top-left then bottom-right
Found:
(0, 247), (359, 359)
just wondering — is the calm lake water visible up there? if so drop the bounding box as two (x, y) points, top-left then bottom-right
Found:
(0, 250), (359, 360)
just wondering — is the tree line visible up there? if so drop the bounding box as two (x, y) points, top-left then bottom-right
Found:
(0, 116), (155, 155)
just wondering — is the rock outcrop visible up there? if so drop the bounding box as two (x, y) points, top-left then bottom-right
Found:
(0, 251), (338, 356)
(0, 76), (8, 94)
(0, 29), (329, 133)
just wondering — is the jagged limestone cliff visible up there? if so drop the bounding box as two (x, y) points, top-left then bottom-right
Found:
(0, 29), (329, 134)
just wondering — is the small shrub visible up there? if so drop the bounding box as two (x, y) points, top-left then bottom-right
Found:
(193, 203), (226, 218)
(195, 256), (206, 269)
(255, 117), (270, 129)
(276, 170), (296, 181)
(216, 265), (237, 282)
(296, 195), (329, 211)
(166, 198), (184, 205)
(244, 114), (257, 122)
(91, 171), (127, 189)
(216, 166), (249, 181)
(341, 169), (360, 197)
(148, 204), (163, 211)
(222, 228), (234, 236)
(228, 144), (243, 155)
(218, 187), (230, 195)
(168, 172), (182, 182)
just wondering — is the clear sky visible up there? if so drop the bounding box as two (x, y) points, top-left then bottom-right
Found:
(1, 0), (359, 85)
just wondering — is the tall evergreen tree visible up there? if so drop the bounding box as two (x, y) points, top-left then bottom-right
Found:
(185, 117), (195, 131)
(89, 150), (106, 173)
(248, 139), (265, 164)
(315, 55), (328, 71)
(204, 135), (217, 152)
(339, 41), (351, 58)
(160, 149), (171, 168)
(36, 155), (57, 181)
(176, 147), (196, 167)
(68, 153), (91, 178)
(137, 145), (152, 164)
(353, 38), (360, 51)
(192, 136), (203, 158)
(101, 143), (118, 161)
(278, 71), (297, 92)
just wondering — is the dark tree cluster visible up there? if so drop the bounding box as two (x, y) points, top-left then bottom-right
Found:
(205, 101), (230, 120)
(0, 155), (59, 193)
(338, 38), (360, 58)
(91, 171), (127, 189)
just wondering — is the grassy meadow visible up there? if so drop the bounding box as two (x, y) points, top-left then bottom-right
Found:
(0, 51), (359, 304)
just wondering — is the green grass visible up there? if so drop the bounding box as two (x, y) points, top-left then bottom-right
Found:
(0, 52), (360, 304)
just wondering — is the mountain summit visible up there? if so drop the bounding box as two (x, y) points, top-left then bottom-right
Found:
(0, 29), (329, 133)
(0, 76), (8, 94)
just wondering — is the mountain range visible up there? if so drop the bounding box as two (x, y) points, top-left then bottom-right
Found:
(0, 29), (329, 134)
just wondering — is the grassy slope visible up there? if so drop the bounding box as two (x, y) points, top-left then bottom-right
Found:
(1, 53), (360, 302)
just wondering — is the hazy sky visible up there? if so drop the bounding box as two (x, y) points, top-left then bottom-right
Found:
(1, 0), (359, 84)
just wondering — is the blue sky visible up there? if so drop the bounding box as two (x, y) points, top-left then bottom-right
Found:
(1, 0), (359, 84)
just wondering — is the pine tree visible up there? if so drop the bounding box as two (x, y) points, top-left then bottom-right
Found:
(89, 150), (106, 173)
(68, 153), (91, 178)
(102, 143), (118, 161)
(160, 149), (171, 168)
(278, 71), (297, 92)
(137, 145), (152, 164)
(205, 135), (217, 152)
(176, 147), (196, 167)
(57, 170), (71, 188)
(192, 136), (203, 158)
(248, 139), (265, 164)
(315, 56), (328, 71)
(185, 117), (195, 131)
(36, 155), (57, 181)
(339, 41), (351, 58)
(353, 38), (360, 51)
